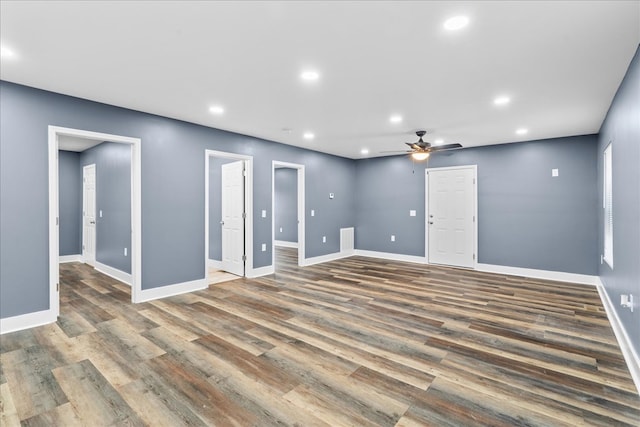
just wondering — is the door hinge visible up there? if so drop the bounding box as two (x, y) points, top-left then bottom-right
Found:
(242, 212), (247, 219)
(473, 178), (476, 184)
(243, 169), (247, 177)
(56, 217), (59, 226)
(473, 215), (475, 222)
(242, 254), (247, 262)
(473, 253), (476, 260)
(56, 283), (59, 292)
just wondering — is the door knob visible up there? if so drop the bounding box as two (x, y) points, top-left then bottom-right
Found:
(90, 221), (95, 224)
(220, 221), (225, 225)
(429, 221), (433, 225)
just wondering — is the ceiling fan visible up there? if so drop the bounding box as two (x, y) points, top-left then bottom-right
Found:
(385, 130), (463, 160)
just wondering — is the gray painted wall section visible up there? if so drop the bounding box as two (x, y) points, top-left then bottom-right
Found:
(275, 168), (298, 243)
(356, 135), (599, 275)
(58, 151), (82, 256)
(81, 142), (132, 274)
(0, 80), (356, 318)
(597, 45), (640, 358)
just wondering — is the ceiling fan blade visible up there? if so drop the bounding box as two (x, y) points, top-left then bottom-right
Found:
(428, 143), (463, 152)
(380, 150), (412, 153)
(405, 142), (420, 150)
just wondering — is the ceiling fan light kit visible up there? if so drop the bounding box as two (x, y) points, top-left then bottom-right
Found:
(412, 152), (430, 161)
(383, 130), (463, 161)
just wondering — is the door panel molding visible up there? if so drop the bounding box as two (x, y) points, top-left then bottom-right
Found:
(425, 165), (478, 269)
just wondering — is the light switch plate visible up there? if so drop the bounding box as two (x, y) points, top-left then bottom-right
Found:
(311, 210), (315, 216)
(329, 193), (334, 199)
(261, 243), (266, 251)
(99, 210), (103, 218)
(552, 168), (559, 177)
(391, 235), (395, 242)
(409, 210), (416, 217)
(261, 210), (267, 218)
(322, 236), (326, 243)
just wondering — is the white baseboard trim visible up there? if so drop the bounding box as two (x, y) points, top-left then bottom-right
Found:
(595, 278), (640, 396)
(476, 263), (599, 286)
(247, 265), (275, 278)
(275, 240), (299, 248)
(301, 250), (353, 267)
(95, 261), (132, 286)
(208, 259), (223, 269)
(354, 249), (426, 265)
(59, 254), (83, 263)
(137, 278), (208, 303)
(0, 309), (57, 335)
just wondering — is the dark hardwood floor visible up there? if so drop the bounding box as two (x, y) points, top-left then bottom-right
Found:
(1, 248), (638, 426)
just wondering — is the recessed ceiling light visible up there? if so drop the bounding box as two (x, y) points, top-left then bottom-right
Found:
(434, 139), (444, 145)
(209, 105), (224, 115)
(303, 132), (315, 140)
(443, 16), (469, 31)
(300, 70), (320, 81)
(389, 115), (403, 124)
(361, 148), (369, 155)
(516, 128), (528, 135)
(0, 46), (15, 58)
(494, 96), (511, 106)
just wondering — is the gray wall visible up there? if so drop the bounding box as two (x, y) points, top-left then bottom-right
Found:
(58, 151), (82, 256)
(597, 45), (640, 358)
(0, 80), (356, 318)
(208, 156), (237, 261)
(275, 168), (298, 243)
(355, 135), (599, 275)
(80, 142), (132, 274)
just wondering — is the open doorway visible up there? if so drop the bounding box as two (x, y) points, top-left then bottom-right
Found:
(272, 161), (305, 270)
(205, 150), (254, 284)
(49, 126), (141, 318)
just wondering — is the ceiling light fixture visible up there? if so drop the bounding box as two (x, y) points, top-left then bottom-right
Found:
(412, 152), (430, 161)
(389, 115), (403, 124)
(516, 128), (528, 135)
(300, 70), (320, 81)
(434, 139), (444, 145)
(494, 96), (511, 106)
(443, 16), (469, 31)
(303, 132), (315, 140)
(361, 148), (369, 155)
(0, 46), (15, 58)
(209, 105), (224, 115)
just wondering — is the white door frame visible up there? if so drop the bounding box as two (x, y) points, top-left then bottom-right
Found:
(82, 163), (97, 266)
(49, 126), (142, 316)
(204, 150), (254, 278)
(425, 164), (478, 268)
(272, 161), (306, 267)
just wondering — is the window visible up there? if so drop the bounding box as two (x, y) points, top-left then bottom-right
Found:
(603, 143), (613, 268)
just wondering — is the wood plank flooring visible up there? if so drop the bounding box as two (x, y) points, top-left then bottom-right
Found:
(1, 248), (638, 426)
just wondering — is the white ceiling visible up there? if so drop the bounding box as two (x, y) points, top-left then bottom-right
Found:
(1, 1), (639, 159)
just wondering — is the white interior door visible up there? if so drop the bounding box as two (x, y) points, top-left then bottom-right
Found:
(221, 161), (245, 276)
(427, 167), (475, 268)
(82, 164), (96, 266)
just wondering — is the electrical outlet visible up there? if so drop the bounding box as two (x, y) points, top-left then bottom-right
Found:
(279, 227), (283, 233)
(322, 236), (326, 243)
(261, 243), (266, 251)
(311, 210), (315, 217)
